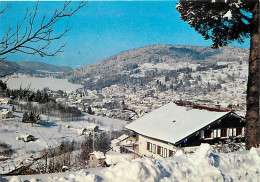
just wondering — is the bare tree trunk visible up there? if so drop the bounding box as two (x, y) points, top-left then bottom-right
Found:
(245, 1), (260, 149)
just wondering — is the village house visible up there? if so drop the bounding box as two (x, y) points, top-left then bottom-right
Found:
(1, 109), (13, 119)
(87, 124), (99, 133)
(111, 134), (131, 147)
(125, 102), (245, 159)
(0, 98), (10, 105)
(88, 151), (106, 168)
(16, 135), (35, 142)
(109, 134), (137, 154)
(77, 128), (90, 136)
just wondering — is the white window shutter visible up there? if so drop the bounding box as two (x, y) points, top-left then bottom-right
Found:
(242, 127), (244, 136)
(229, 128), (233, 137)
(213, 130), (217, 138)
(153, 144), (156, 154)
(233, 128), (236, 136)
(218, 129), (221, 137)
(164, 148), (167, 158)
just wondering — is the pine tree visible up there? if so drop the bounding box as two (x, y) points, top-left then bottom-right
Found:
(22, 111), (29, 123)
(177, 0), (259, 149)
(12, 105), (15, 112)
(0, 80), (7, 98)
(87, 106), (94, 115)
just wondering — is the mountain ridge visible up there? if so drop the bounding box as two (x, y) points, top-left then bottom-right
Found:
(0, 60), (72, 76)
(66, 44), (249, 89)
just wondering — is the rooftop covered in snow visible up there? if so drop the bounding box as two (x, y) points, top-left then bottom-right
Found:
(111, 134), (129, 145)
(125, 103), (233, 144)
(90, 151), (106, 159)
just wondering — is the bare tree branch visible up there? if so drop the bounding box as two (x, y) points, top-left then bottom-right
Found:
(0, 3), (10, 14)
(0, 1), (86, 60)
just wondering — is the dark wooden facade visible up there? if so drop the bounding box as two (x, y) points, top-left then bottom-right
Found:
(176, 112), (245, 147)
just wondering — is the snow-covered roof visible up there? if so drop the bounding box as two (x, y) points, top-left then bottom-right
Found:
(117, 134), (129, 141)
(90, 151), (106, 159)
(77, 128), (87, 131)
(125, 103), (231, 144)
(87, 124), (98, 130)
(111, 134), (130, 145)
(111, 139), (120, 144)
(1, 109), (12, 115)
(21, 134), (34, 138)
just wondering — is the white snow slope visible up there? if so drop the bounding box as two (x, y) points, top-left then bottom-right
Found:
(4, 144), (260, 182)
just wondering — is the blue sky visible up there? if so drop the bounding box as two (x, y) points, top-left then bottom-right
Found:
(0, 1), (250, 68)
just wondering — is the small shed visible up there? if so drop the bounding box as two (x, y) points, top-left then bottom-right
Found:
(88, 151), (106, 168)
(21, 135), (35, 142)
(0, 98), (10, 105)
(77, 128), (89, 136)
(1, 109), (13, 119)
(87, 124), (99, 132)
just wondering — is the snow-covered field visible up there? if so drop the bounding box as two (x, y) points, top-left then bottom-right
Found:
(3, 144), (260, 182)
(0, 105), (126, 175)
(1, 77), (83, 92)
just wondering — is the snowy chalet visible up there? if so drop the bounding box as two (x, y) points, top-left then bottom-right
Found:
(88, 151), (106, 168)
(125, 103), (245, 158)
(1, 109), (13, 119)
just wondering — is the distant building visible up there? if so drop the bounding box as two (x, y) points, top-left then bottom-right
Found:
(77, 128), (90, 136)
(19, 135), (35, 142)
(109, 134), (137, 154)
(87, 124), (99, 133)
(111, 134), (131, 147)
(88, 151), (106, 168)
(0, 98), (10, 105)
(1, 109), (13, 119)
(126, 103), (245, 158)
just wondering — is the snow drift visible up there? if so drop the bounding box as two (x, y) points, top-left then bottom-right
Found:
(5, 144), (260, 182)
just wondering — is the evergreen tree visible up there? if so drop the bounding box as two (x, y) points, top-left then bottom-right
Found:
(0, 80), (7, 98)
(43, 93), (50, 103)
(12, 105), (15, 112)
(87, 106), (94, 115)
(22, 111), (29, 123)
(177, 0), (259, 149)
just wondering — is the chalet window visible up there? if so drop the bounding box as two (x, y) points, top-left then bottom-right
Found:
(147, 142), (150, 150)
(149, 143), (152, 152)
(213, 130), (217, 138)
(160, 147), (163, 156)
(153, 144), (156, 154)
(169, 150), (174, 157)
(205, 130), (212, 138)
(221, 129), (227, 137)
(236, 128), (242, 136)
(214, 129), (221, 138)
(163, 148), (167, 158)
(217, 129), (221, 138)
(157, 145), (161, 155)
(228, 128), (233, 137)
(233, 128), (236, 136)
